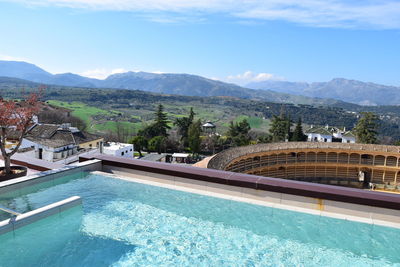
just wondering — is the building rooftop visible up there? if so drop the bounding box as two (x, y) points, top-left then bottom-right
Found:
(202, 121), (216, 128)
(342, 131), (356, 138)
(103, 142), (132, 151)
(24, 124), (102, 148)
(305, 126), (332, 135)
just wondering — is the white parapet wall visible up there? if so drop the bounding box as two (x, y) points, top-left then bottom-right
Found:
(0, 196), (82, 235)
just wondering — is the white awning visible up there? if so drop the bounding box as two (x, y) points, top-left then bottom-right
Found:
(172, 153), (190, 158)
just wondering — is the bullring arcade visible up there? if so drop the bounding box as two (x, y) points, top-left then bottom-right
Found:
(208, 142), (400, 190)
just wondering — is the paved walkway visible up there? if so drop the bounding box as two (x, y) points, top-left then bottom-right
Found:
(193, 156), (214, 168)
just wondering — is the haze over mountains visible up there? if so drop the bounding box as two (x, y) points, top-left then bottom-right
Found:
(0, 60), (398, 106)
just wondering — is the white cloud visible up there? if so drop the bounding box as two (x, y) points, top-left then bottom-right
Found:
(80, 68), (127, 79)
(6, 0), (400, 29)
(226, 71), (284, 85)
(0, 54), (28, 61)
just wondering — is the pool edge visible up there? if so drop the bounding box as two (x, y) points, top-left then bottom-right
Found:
(0, 196), (82, 235)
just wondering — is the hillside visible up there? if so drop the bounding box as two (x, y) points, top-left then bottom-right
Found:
(0, 60), (339, 106)
(247, 78), (400, 106)
(1, 77), (400, 142)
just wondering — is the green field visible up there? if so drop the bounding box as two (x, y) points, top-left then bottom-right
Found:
(48, 98), (275, 137)
(220, 115), (270, 132)
(93, 121), (143, 133)
(47, 100), (112, 126)
(47, 100), (246, 136)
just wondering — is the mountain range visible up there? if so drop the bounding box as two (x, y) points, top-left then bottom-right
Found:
(0, 60), (339, 106)
(247, 78), (400, 106)
(0, 60), (398, 106)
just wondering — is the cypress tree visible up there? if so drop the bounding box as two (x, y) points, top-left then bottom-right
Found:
(188, 120), (202, 154)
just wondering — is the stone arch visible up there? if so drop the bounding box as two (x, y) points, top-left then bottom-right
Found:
(297, 152), (306, 162)
(327, 152), (338, 163)
(349, 153), (360, 164)
(338, 152), (348, 163)
(386, 156), (397, 167)
(361, 154), (373, 165)
(306, 152), (316, 162)
(374, 155), (385, 166)
(316, 152), (327, 162)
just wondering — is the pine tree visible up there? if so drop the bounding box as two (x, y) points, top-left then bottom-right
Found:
(226, 119), (251, 146)
(154, 104), (171, 137)
(291, 117), (307, 141)
(354, 112), (379, 144)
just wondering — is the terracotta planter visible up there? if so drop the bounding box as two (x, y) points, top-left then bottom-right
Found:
(0, 166), (28, 181)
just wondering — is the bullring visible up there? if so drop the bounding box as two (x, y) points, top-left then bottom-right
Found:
(207, 142), (400, 191)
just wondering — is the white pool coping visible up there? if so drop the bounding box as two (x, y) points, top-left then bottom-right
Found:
(0, 196), (82, 235)
(94, 169), (400, 229)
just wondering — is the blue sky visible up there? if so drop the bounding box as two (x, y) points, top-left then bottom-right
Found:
(0, 0), (399, 86)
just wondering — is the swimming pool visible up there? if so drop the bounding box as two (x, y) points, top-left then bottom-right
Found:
(0, 172), (399, 266)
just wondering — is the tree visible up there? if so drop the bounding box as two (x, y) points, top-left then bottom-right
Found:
(354, 112), (379, 144)
(38, 109), (86, 131)
(188, 120), (201, 154)
(175, 107), (195, 147)
(138, 123), (159, 139)
(115, 121), (130, 142)
(257, 134), (272, 144)
(0, 93), (40, 175)
(201, 134), (220, 154)
(129, 135), (148, 157)
(138, 104), (171, 140)
(286, 115), (293, 141)
(148, 136), (166, 154)
(226, 119), (251, 146)
(291, 117), (307, 141)
(153, 104), (171, 137)
(270, 108), (292, 142)
(269, 115), (287, 142)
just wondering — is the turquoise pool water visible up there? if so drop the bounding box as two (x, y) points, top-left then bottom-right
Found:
(0, 172), (399, 266)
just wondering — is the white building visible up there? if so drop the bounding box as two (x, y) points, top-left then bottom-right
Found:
(305, 127), (333, 142)
(306, 126), (356, 143)
(102, 142), (134, 158)
(332, 129), (356, 143)
(19, 123), (103, 162)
